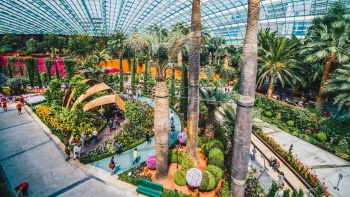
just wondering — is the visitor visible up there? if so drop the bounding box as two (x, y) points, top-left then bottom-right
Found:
(276, 186), (284, 197)
(278, 172), (285, 187)
(64, 144), (71, 161)
(270, 156), (277, 166)
(109, 156), (116, 175)
(170, 123), (175, 138)
(114, 116), (119, 126)
(137, 88), (142, 98)
(108, 119), (114, 132)
(114, 140), (120, 156)
(150, 95), (154, 104)
(2, 99), (7, 111)
(92, 129), (98, 144)
(176, 89), (180, 95)
(19, 95), (24, 105)
(251, 146), (257, 161)
(16, 102), (22, 115)
(14, 182), (29, 197)
(273, 161), (280, 172)
(132, 148), (138, 165)
(169, 111), (174, 120)
(73, 145), (81, 160)
(80, 133), (86, 148)
(145, 131), (151, 145)
(7, 95), (13, 103)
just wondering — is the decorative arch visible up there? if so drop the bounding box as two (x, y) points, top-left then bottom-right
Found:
(62, 79), (125, 111)
(83, 95), (125, 112)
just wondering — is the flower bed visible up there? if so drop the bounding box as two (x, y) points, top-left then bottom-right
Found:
(23, 93), (46, 106)
(254, 129), (325, 196)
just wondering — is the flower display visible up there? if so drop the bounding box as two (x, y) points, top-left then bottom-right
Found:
(177, 132), (187, 144)
(186, 168), (202, 187)
(23, 93), (46, 106)
(146, 155), (157, 170)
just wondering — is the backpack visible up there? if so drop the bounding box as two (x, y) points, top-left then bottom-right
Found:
(109, 162), (114, 169)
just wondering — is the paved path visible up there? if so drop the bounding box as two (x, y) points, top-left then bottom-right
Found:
(91, 97), (181, 175)
(0, 103), (140, 197)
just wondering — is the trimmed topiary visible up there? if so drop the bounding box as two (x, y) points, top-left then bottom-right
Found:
(316, 132), (327, 141)
(208, 148), (225, 169)
(174, 169), (187, 186)
(208, 140), (224, 152)
(205, 170), (216, 191)
(206, 165), (223, 185)
(199, 171), (209, 191)
(265, 111), (273, 117)
(286, 120), (295, 127)
(201, 143), (209, 157)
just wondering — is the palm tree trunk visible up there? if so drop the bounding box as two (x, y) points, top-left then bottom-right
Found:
(267, 76), (274, 97)
(154, 79), (169, 180)
(230, 0), (260, 196)
(204, 109), (215, 138)
(177, 50), (183, 66)
(224, 53), (230, 67)
(209, 52), (212, 65)
(316, 53), (334, 109)
(187, 0), (201, 159)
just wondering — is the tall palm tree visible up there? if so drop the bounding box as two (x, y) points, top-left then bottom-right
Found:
(89, 49), (111, 68)
(200, 86), (231, 138)
(186, 0), (201, 159)
(230, 0), (260, 196)
(210, 37), (226, 64)
(257, 32), (306, 97)
(302, 21), (350, 109)
(324, 64), (350, 109)
(107, 31), (127, 59)
(218, 104), (236, 139)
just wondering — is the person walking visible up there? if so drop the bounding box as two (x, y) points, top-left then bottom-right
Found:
(132, 148), (138, 165)
(251, 146), (257, 161)
(14, 182), (29, 197)
(278, 172), (285, 187)
(145, 131), (150, 145)
(7, 95), (13, 103)
(19, 95), (24, 105)
(108, 119), (114, 132)
(73, 145), (81, 160)
(114, 140), (120, 156)
(64, 144), (71, 161)
(109, 156), (116, 175)
(16, 103), (22, 115)
(2, 99), (7, 111)
(114, 116), (119, 126)
(92, 129), (98, 144)
(137, 88), (142, 98)
(170, 123), (175, 138)
(80, 133), (86, 149)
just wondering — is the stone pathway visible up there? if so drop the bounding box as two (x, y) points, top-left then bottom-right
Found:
(0, 103), (140, 197)
(91, 97), (181, 175)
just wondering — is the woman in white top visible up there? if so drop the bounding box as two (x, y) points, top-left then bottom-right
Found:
(92, 130), (98, 144)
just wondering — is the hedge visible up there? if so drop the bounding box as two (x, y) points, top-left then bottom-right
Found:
(208, 140), (224, 152)
(208, 148), (224, 169)
(205, 170), (216, 191)
(174, 169), (187, 186)
(199, 170), (209, 191)
(206, 165), (223, 185)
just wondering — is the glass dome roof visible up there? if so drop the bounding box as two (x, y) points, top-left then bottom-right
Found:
(0, 0), (349, 45)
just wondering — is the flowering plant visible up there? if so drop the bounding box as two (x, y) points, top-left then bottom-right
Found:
(146, 155), (156, 170)
(186, 168), (202, 187)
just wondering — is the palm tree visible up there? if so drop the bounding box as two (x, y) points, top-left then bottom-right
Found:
(210, 37), (226, 64)
(218, 104), (236, 138)
(230, 0), (260, 196)
(257, 31), (306, 97)
(302, 21), (350, 109)
(200, 86), (231, 138)
(107, 31), (127, 58)
(324, 64), (350, 109)
(186, 0), (201, 159)
(89, 49), (111, 68)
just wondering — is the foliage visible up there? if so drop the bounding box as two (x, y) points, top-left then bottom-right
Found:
(218, 104), (236, 138)
(5, 57), (15, 78)
(21, 58), (38, 88)
(267, 182), (279, 197)
(283, 189), (291, 197)
(174, 169), (187, 186)
(179, 64), (188, 120)
(67, 34), (94, 56)
(2, 33), (19, 50)
(335, 139), (349, 159)
(216, 178), (233, 197)
(44, 78), (64, 106)
(206, 165), (222, 185)
(2, 76), (28, 95)
(199, 170), (209, 191)
(63, 58), (77, 80)
(204, 170), (216, 191)
(207, 140), (224, 152)
(131, 55), (137, 92)
(119, 55), (124, 92)
(292, 190), (299, 197)
(208, 148), (224, 169)
(42, 33), (67, 53)
(286, 120), (295, 127)
(169, 64), (176, 105)
(298, 188), (304, 197)
(316, 132), (327, 141)
(44, 58), (54, 81)
(124, 100), (153, 129)
(26, 38), (38, 54)
(265, 111), (273, 117)
(70, 75), (88, 100)
(143, 61), (150, 95)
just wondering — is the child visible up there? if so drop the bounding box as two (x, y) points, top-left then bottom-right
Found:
(14, 182), (29, 197)
(2, 99), (7, 111)
(132, 148), (138, 165)
(145, 131), (150, 145)
(16, 103), (22, 115)
(64, 144), (71, 161)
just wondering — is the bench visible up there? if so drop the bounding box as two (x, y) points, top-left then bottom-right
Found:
(136, 179), (163, 197)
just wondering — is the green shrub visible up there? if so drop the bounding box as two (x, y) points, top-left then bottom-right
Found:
(205, 170), (216, 191)
(208, 148), (225, 169)
(206, 165), (223, 185)
(265, 111), (273, 117)
(208, 140), (224, 152)
(201, 143), (209, 157)
(286, 120), (295, 127)
(174, 169), (187, 186)
(199, 171), (209, 191)
(198, 136), (208, 147)
(316, 132), (327, 141)
(283, 189), (291, 197)
(276, 112), (282, 120)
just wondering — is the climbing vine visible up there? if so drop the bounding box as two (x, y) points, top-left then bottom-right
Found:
(44, 58), (54, 81)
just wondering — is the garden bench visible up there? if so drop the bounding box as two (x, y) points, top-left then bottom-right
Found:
(136, 179), (163, 197)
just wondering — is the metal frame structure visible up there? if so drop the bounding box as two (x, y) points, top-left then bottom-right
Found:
(0, 0), (349, 45)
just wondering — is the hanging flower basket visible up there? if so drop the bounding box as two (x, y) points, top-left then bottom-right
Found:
(146, 155), (157, 170)
(177, 132), (187, 144)
(186, 168), (202, 188)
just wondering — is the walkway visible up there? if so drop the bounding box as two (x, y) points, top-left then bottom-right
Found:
(0, 103), (140, 196)
(91, 97), (181, 175)
(254, 118), (350, 197)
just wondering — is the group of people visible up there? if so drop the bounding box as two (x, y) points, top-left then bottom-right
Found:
(64, 144), (82, 161)
(1, 95), (24, 115)
(127, 87), (142, 99)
